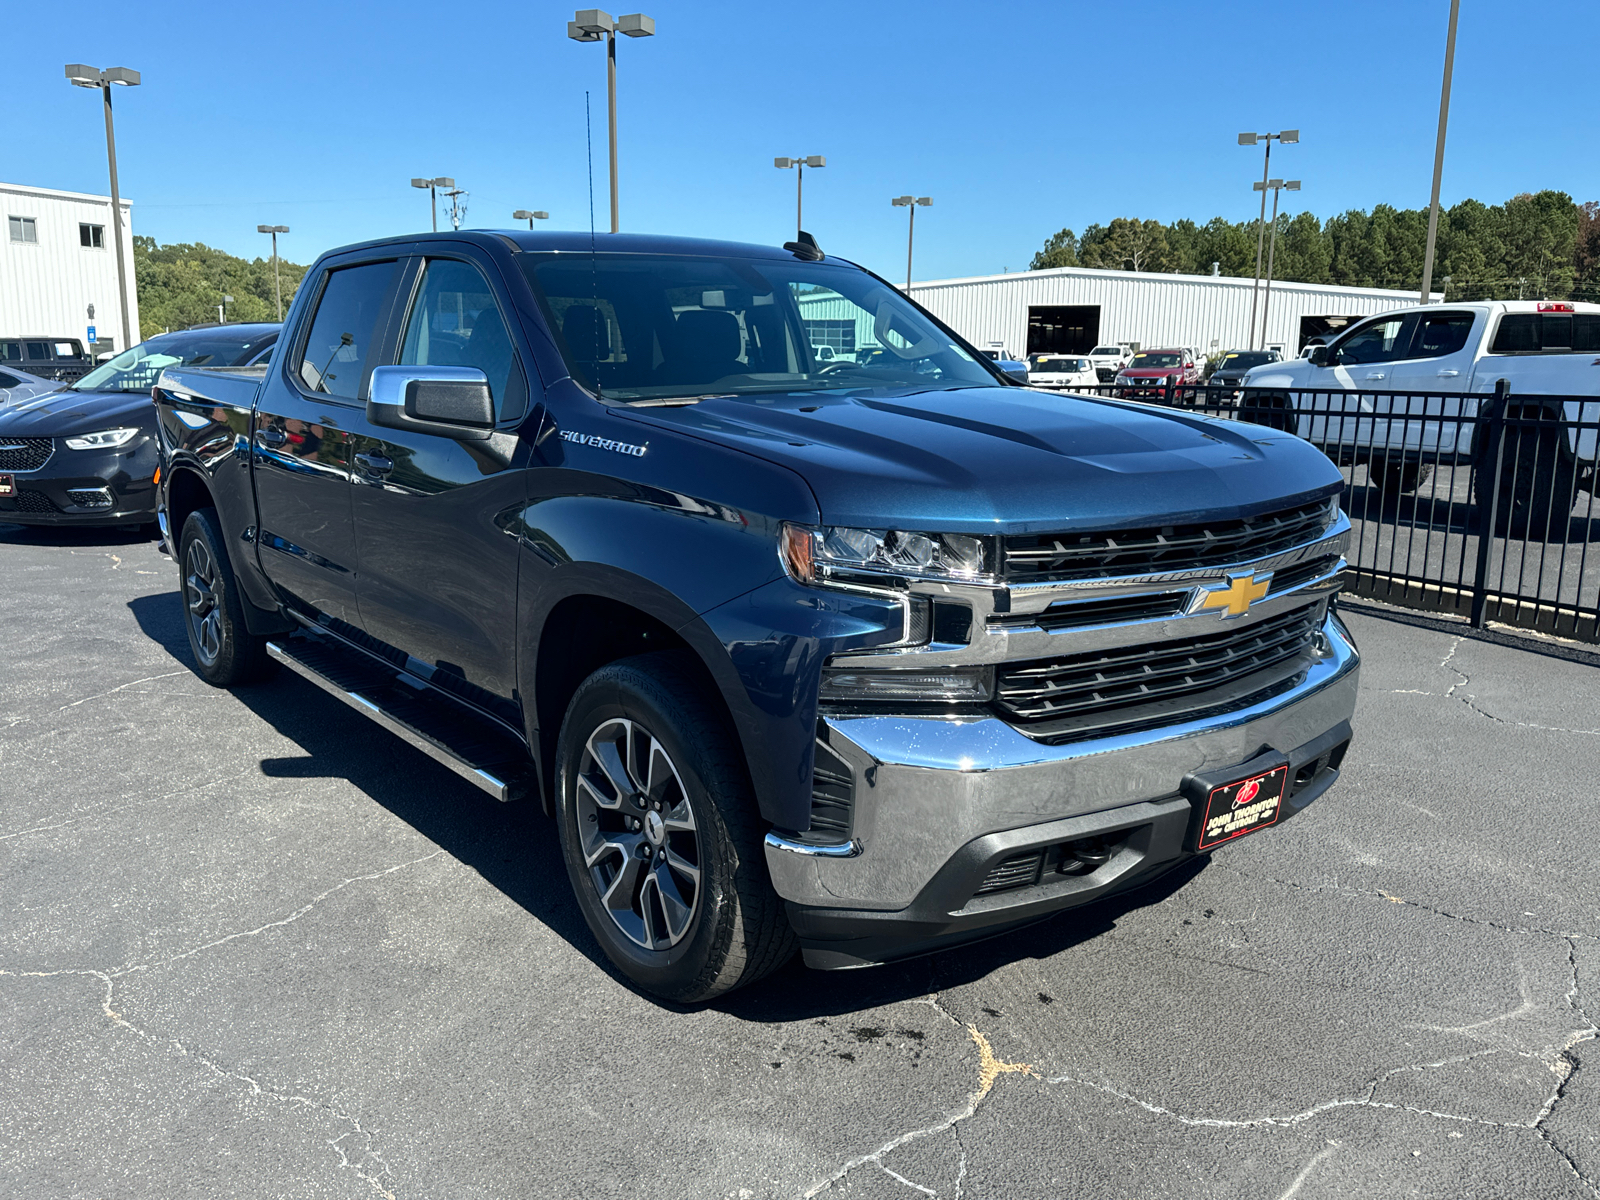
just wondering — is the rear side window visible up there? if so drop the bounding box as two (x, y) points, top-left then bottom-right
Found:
(0, 342), (20, 362)
(0, 372), (20, 388)
(1490, 312), (1600, 353)
(296, 261), (396, 401)
(1411, 313), (1474, 358)
(25, 341), (51, 360)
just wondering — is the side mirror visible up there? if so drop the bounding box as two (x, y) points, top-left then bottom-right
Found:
(367, 365), (494, 441)
(1307, 344), (1331, 367)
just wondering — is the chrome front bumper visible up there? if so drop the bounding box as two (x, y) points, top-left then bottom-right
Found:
(766, 612), (1359, 921)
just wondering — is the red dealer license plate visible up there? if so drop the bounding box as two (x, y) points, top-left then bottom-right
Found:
(0, 474), (13, 497)
(1194, 764), (1288, 851)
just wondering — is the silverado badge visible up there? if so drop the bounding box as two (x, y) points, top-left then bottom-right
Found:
(1193, 571), (1272, 619)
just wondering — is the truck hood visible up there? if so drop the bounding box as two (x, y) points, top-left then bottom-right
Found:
(0, 388), (156, 437)
(617, 385), (1342, 534)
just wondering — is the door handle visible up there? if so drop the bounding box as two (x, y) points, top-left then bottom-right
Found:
(1437, 369), (1460, 377)
(255, 428), (287, 448)
(1364, 372), (1386, 381)
(355, 452), (393, 476)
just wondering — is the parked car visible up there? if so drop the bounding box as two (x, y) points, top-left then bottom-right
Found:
(1113, 348), (1202, 401)
(1209, 349), (1283, 396)
(1027, 354), (1099, 390)
(152, 229), (1356, 1001)
(1086, 342), (1136, 382)
(0, 337), (94, 383)
(1238, 300), (1600, 533)
(0, 365), (64, 406)
(978, 342), (1028, 382)
(0, 324), (278, 529)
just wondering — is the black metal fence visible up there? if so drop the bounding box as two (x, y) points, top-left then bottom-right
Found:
(1056, 379), (1600, 644)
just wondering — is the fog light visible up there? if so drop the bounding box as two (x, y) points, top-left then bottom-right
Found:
(819, 666), (992, 703)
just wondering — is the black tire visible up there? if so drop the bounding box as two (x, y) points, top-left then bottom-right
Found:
(1375, 461), (1433, 497)
(1472, 412), (1578, 540)
(177, 508), (276, 686)
(555, 651), (795, 1002)
(1237, 391), (1296, 433)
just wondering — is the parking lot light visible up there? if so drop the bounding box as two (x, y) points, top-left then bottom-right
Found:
(775, 156), (826, 238)
(1419, 0), (1460, 304)
(513, 209), (550, 229)
(1239, 129), (1300, 349)
(411, 177), (455, 232)
(891, 195), (932, 290)
(256, 225), (289, 319)
(65, 63), (140, 354)
(569, 10), (656, 233)
(1254, 180), (1302, 350)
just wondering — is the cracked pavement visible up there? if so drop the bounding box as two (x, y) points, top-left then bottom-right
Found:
(1, 522), (1597, 1199)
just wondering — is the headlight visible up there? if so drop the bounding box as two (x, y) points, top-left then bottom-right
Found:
(780, 523), (994, 586)
(819, 665), (993, 703)
(64, 427), (139, 450)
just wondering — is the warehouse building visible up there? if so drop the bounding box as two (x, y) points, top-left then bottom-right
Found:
(1, 181), (139, 358)
(903, 265), (1437, 361)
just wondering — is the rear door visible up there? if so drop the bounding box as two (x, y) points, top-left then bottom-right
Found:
(1382, 309), (1482, 456)
(346, 250), (533, 709)
(252, 255), (402, 626)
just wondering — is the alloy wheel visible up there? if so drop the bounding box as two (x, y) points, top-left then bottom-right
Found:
(575, 717), (702, 951)
(184, 538), (223, 666)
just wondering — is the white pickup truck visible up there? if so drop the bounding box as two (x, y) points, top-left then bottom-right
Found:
(1239, 300), (1599, 534)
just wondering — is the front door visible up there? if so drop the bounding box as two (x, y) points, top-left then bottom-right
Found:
(1304, 313), (1419, 454)
(347, 253), (532, 708)
(252, 258), (399, 626)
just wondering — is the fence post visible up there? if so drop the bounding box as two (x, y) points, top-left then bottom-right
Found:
(1469, 379), (1511, 628)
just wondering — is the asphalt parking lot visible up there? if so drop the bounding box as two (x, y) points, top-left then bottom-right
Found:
(2, 522), (1596, 1200)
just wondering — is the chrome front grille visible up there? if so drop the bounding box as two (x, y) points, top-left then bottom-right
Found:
(0, 438), (54, 472)
(1003, 499), (1335, 583)
(994, 603), (1322, 724)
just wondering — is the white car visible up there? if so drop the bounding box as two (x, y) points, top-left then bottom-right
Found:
(1085, 342), (1135, 382)
(1027, 353), (1099, 390)
(1239, 299), (1600, 532)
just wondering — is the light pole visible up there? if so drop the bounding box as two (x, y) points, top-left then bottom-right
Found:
(1419, 0), (1460, 304)
(774, 156), (826, 238)
(891, 195), (932, 290)
(1238, 129), (1298, 349)
(257, 225), (289, 320)
(568, 9), (656, 234)
(443, 186), (468, 231)
(65, 64), (140, 353)
(410, 177), (455, 232)
(513, 210), (550, 229)
(1254, 179), (1301, 350)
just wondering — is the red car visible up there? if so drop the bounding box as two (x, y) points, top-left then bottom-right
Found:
(1113, 348), (1201, 402)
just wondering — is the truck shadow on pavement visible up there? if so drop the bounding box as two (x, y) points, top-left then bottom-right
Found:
(0, 521), (155, 547)
(128, 590), (1208, 1017)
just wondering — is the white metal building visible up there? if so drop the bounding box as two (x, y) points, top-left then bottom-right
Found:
(1, 181), (139, 354)
(904, 265), (1438, 360)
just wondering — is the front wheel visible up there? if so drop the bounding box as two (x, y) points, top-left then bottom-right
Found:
(1237, 391), (1297, 432)
(178, 508), (276, 686)
(556, 652), (795, 1002)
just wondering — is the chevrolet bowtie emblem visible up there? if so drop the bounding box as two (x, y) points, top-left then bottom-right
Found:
(1194, 572), (1272, 619)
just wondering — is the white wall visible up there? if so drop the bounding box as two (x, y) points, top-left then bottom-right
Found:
(906, 266), (1439, 360)
(0, 182), (139, 352)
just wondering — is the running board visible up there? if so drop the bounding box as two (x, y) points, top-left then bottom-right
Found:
(266, 634), (531, 803)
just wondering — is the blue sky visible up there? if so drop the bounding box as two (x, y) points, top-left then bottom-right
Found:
(8, 0), (1598, 282)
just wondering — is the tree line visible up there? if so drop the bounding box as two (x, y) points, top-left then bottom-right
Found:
(1030, 191), (1600, 302)
(134, 237), (311, 338)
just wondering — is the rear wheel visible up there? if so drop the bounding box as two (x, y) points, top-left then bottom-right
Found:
(1473, 411), (1578, 539)
(556, 651), (795, 1002)
(178, 508), (276, 686)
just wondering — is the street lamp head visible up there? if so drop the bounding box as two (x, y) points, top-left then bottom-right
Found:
(433, 177), (455, 188)
(774, 157), (795, 169)
(915, 197), (932, 206)
(802, 156), (825, 168)
(1278, 129), (1300, 144)
(1238, 132), (1259, 146)
(65, 64), (101, 87)
(573, 8), (615, 33)
(891, 196), (913, 206)
(513, 210), (533, 220)
(617, 12), (655, 36)
(411, 178), (430, 189)
(1253, 181), (1267, 191)
(567, 20), (602, 40)
(103, 67), (140, 86)
(532, 211), (549, 220)
(1284, 180), (1302, 191)
(257, 224), (289, 234)
(1267, 178), (1283, 188)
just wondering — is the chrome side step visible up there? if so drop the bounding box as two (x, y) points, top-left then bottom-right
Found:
(266, 634), (531, 803)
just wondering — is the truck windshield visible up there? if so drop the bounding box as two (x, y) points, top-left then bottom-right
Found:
(72, 332), (262, 392)
(1219, 351), (1273, 369)
(1030, 356), (1085, 371)
(1129, 352), (1182, 369)
(519, 253), (1000, 401)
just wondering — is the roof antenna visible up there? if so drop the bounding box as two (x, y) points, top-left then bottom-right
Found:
(585, 90), (603, 399)
(784, 230), (824, 261)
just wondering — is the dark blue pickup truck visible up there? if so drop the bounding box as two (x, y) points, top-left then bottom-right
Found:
(153, 230), (1358, 1001)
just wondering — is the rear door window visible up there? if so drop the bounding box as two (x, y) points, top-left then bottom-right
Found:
(24, 341), (51, 361)
(0, 342), (20, 362)
(295, 261), (396, 401)
(1409, 312), (1474, 359)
